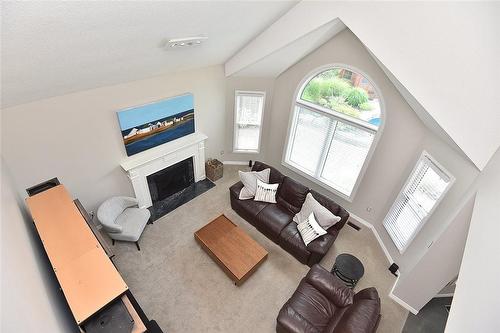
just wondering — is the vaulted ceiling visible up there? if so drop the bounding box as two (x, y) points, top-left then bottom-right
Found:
(225, 1), (500, 170)
(0, 1), (296, 107)
(2, 1), (499, 170)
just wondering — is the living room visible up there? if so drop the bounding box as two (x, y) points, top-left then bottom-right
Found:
(1, 2), (499, 333)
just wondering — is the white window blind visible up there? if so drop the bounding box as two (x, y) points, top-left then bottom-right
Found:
(285, 104), (376, 198)
(383, 153), (454, 253)
(283, 66), (382, 201)
(233, 91), (265, 153)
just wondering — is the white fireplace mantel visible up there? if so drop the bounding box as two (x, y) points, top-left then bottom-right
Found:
(120, 132), (208, 208)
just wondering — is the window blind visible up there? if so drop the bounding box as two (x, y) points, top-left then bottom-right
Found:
(383, 155), (452, 253)
(233, 91), (265, 152)
(286, 105), (375, 197)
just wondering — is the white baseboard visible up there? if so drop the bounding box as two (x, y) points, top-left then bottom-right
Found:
(434, 293), (454, 298)
(348, 213), (394, 265)
(222, 160), (249, 166)
(389, 290), (419, 315)
(349, 213), (419, 314)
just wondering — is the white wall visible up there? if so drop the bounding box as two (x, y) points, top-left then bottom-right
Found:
(1, 160), (77, 332)
(1, 65), (226, 212)
(445, 147), (500, 332)
(226, 1), (500, 170)
(265, 29), (479, 273)
(223, 76), (275, 163)
(392, 194), (475, 311)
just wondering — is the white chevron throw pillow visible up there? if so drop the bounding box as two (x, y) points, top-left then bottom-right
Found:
(254, 179), (279, 203)
(297, 212), (327, 246)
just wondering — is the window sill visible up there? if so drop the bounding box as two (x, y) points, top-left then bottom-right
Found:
(233, 149), (260, 154)
(281, 160), (354, 203)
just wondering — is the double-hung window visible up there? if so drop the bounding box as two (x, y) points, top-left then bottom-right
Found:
(233, 91), (265, 153)
(283, 66), (382, 200)
(383, 152), (454, 253)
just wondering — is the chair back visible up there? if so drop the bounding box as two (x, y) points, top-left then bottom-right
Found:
(97, 196), (137, 233)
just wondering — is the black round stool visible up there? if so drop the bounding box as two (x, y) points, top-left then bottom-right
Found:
(332, 253), (364, 288)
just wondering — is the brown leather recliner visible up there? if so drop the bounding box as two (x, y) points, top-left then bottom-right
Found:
(277, 265), (381, 333)
(229, 161), (349, 267)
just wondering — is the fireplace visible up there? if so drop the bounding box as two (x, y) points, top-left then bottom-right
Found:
(120, 133), (212, 216)
(147, 157), (194, 203)
(145, 155), (214, 220)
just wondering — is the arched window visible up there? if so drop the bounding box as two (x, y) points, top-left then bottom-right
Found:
(283, 65), (383, 200)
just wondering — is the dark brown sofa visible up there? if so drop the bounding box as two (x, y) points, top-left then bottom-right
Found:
(229, 161), (349, 267)
(277, 265), (381, 333)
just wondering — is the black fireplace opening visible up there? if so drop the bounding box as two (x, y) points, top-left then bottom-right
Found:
(147, 157), (195, 203)
(146, 157), (215, 221)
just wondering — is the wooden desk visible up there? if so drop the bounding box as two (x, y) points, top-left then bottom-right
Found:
(26, 185), (128, 324)
(194, 215), (268, 285)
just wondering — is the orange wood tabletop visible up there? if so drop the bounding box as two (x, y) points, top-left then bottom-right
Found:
(26, 185), (127, 324)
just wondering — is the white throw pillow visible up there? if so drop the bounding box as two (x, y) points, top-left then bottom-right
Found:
(254, 179), (279, 203)
(238, 168), (271, 200)
(293, 193), (341, 230)
(297, 212), (327, 246)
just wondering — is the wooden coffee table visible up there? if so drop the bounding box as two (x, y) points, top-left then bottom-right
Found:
(194, 215), (268, 285)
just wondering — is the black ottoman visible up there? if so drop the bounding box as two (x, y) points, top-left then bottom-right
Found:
(332, 253), (364, 288)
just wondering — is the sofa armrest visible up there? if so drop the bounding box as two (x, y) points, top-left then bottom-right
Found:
(229, 181), (244, 199)
(305, 265), (354, 307)
(276, 304), (322, 333)
(354, 287), (379, 302)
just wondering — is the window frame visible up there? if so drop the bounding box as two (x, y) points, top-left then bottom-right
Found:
(383, 151), (455, 253)
(282, 64), (385, 202)
(233, 90), (266, 154)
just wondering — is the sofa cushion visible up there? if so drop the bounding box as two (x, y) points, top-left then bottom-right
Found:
(255, 205), (293, 242)
(279, 223), (311, 264)
(252, 161), (285, 184)
(277, 177), (309, 214)
(305, 265), (354, 308)
(277, 304), (323, 333)
(332, 298), (380, 333)
(280, 279), (338, 332)
(113, 207), (150, 242)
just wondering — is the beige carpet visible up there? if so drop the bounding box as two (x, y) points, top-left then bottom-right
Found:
(112, 165), (408, 333)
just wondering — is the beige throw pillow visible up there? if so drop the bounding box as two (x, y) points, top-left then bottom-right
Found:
(238, 168), (271, 200)
(297, 212), (327, 246)
(293, 193), (341, 230)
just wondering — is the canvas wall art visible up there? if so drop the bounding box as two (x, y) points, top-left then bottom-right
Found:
(117, 93), (195, 156)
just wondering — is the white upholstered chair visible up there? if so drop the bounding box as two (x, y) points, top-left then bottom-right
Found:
(97, 196), (151, 250)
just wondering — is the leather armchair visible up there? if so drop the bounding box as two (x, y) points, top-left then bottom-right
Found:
(277, 265), (381, 333)
(97, 196), (151, 250)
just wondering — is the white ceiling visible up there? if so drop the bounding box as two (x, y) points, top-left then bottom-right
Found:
(225, 1), (500, 170)
(233, 18), (346, 77)
(0, 1), (296, 107)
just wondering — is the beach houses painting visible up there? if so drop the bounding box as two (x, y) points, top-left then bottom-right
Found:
(117, 93), (195, 156)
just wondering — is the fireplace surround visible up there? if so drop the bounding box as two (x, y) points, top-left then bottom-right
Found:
(147, 157), (195, 203)
(120, 133), (208, 208)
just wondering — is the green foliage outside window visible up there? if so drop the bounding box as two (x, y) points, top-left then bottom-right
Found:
(345, 87), (369, 107)
(300, 69), (374, 119)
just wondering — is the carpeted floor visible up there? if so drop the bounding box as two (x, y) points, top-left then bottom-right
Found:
(112, 165), (408, 333)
